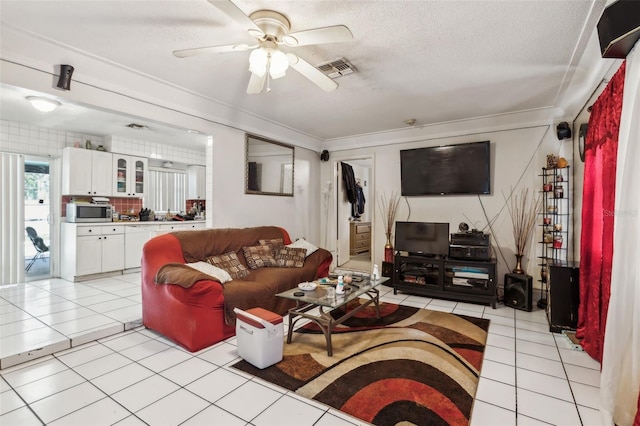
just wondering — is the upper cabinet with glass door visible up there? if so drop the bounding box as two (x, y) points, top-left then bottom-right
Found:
(112, 154), (148, 198)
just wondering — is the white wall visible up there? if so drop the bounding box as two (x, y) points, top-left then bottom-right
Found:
(208, 124), (322, 245)
(322, 125), (573, 293)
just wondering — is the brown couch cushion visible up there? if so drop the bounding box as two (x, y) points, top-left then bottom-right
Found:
(274, 246), (307, 268)
(206, 252), (250, 279)
(242, 245), (277, 269)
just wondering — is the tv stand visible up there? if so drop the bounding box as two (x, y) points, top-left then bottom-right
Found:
(393, 254), (497, 308)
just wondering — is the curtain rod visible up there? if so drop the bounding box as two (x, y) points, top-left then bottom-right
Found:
(575, 78), (609, 120)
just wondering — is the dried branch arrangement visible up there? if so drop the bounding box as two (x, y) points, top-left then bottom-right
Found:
(378, 192), (401, 239)
(507, 188), (542, 255)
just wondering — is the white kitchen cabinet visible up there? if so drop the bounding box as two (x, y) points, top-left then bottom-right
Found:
(124, 224), (155, 269)
(61, 147), (113, 196)
(113, 154), (148, 198)
(61, 224), (125, 281)
(187, 165), (206, 199)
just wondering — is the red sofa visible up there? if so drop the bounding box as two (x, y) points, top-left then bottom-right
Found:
(141, 226), (332, 352)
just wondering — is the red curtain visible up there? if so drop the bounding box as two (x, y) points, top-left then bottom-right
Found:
(577, 61), (625, 362)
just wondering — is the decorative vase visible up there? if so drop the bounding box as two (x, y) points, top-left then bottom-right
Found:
(513, 254), (524, 274)
(384, 234), (394, 263)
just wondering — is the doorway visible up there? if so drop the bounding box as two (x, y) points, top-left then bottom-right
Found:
(24, 158), (52, 280)
(335, 157), (373, 272)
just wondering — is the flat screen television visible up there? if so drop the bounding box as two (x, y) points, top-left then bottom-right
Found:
(395, 221), (450, 257)
(400, 141), (491, 196)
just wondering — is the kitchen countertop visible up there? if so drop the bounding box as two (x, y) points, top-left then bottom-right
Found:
(66, 220), (206, 226)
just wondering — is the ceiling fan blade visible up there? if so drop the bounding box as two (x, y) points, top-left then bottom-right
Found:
(286, 53), (338, 92)
(284, 25), (353, 47)
(173, 43), (254, 58)
(208, 0), (264, 38)
(247, 72), (266, 94)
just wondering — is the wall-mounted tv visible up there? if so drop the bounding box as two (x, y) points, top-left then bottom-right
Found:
(400, 141), (491, 196)
(394, 221), (450, 257)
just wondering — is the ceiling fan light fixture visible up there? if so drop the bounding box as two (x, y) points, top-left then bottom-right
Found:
(249, 48), (268, 76)
(26, 96), (60, 113)
(269, 49), (289, 79)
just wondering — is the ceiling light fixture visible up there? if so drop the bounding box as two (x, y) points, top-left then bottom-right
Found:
(26, 96), (60, 113)
(249, 43), (289, 80)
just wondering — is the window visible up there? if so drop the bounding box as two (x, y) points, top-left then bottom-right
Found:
(147, 168), (186, 213)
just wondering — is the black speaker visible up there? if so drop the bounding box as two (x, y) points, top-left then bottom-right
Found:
(504, 273), (533, 312)
(320, 150), (330, 161)
(556, 122), (571, 140)
(382, 261), (394, 279)
(57, 64), (74, 90)
(597, 0), (640, 59)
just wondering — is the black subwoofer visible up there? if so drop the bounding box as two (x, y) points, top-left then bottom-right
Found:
(504, 273), (533, 312)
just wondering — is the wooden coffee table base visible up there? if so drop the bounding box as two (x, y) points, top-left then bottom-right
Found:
(286, 289), (380, 357)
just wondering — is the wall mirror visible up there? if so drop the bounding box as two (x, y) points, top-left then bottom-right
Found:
(245, 134), (294, 196)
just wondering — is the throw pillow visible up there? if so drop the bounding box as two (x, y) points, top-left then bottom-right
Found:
(205, 251), (250, 279)
(185, 261), (232, 283)
(242, 245), (277, 269)
(286, 238), (318, 257)
(259, 238), (285, 256)
(274, 246), (307, 268)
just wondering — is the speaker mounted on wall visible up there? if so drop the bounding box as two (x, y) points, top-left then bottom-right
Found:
(556, 122), (571, 140)
(597, 0), (640, 59)
(504, 273), (533, 312)
(320, 150), (330, 161)
(57, 64), (74, 90)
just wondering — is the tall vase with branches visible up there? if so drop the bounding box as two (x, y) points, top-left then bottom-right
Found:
(506, 188), (541, 274)
(378, 192), (401, 263)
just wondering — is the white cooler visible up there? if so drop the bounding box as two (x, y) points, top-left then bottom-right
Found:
(234, 307), (284, 369)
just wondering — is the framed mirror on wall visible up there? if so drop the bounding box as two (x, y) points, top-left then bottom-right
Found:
(245, 134), (294, 196)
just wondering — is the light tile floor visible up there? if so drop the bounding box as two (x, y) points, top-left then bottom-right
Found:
(0, 273), (602, 425)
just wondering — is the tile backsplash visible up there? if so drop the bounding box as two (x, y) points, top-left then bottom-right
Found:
(186, 199), (206, 213)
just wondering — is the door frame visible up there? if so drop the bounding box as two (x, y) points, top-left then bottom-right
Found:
(331, 153), (375, 269)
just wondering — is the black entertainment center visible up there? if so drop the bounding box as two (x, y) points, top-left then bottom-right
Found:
(393, 221), (497, 308)
(393, 141), (496, 307)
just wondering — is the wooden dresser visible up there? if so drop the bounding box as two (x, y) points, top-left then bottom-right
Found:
(350, 221), (371, 255)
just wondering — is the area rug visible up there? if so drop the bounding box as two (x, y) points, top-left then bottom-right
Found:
(231, 300), (490, 426)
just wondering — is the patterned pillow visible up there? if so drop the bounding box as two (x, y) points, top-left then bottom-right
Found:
(242, 245), (277, 269)
(259, 238), (285, 256)
(274, 247), (307, 268)
(205, 251), (250, 279)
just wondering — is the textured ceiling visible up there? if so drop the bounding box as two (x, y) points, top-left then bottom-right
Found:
(0, 0), (605, 143)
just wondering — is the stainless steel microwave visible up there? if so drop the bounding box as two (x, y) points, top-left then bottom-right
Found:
(66, 203), (113, 223)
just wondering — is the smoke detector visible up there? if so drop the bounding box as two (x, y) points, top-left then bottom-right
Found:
(317, 57), (357, 79)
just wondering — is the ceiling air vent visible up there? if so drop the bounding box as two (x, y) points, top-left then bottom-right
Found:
(317, 57), (357, 79)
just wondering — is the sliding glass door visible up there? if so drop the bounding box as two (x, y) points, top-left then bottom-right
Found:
(24, 157), (52, 280)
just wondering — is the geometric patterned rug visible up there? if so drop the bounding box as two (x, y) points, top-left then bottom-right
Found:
(232, 300), (490, 426)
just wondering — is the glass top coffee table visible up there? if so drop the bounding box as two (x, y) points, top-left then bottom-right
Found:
(277, 276), (388, 356)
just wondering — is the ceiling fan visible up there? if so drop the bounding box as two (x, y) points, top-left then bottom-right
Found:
(173, 0), (353, 94)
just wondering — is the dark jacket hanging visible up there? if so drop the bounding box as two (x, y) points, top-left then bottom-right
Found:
(352, 184), (366, 217)
(341, 162), (357, 204)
